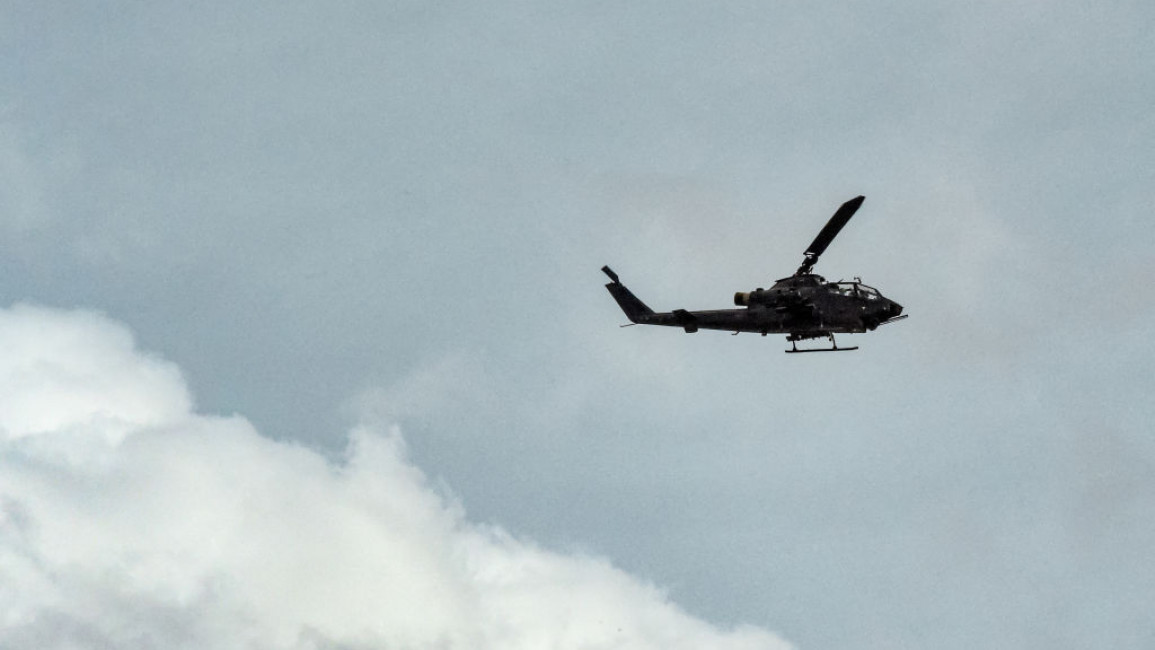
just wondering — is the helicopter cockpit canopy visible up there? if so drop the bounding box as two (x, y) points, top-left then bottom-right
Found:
(830, 281), (882, 299)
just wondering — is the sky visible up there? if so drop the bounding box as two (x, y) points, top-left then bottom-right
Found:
(2, 2), (1154, 648)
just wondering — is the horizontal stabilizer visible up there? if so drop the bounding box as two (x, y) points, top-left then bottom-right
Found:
(672, 309), (698, 333)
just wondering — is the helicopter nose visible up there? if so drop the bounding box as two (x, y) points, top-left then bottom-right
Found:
(889, 301), (903, 318)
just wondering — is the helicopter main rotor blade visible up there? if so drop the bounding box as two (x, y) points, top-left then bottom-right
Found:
(805, 195), (864, 259)
(796, 195), (864, 275)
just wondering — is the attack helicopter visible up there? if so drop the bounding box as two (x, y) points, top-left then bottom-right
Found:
(602, 195), (906, 352)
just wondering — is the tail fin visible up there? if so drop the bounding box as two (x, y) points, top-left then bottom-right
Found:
(602, 266), (654, 323)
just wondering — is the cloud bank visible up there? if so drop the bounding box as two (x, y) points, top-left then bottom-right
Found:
(0, 304), (790, 649)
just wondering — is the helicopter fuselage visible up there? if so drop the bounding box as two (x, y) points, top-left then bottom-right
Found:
(607, 273), (903, 338)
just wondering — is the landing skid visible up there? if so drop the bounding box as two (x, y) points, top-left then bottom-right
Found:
(786, 344), (858, 353)
(785, 333), (858, 354)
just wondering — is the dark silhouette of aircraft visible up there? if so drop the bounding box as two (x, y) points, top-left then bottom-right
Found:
(602, 196), (906, 352)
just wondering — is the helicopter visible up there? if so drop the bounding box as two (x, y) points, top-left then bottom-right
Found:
(602, 195), (906, 353)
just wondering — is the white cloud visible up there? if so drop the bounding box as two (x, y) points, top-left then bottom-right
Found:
(0, 304), (792, 650)
(0, 304), (191, 448)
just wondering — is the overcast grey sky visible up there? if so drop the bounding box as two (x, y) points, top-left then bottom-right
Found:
(2, 2), (1154, 648)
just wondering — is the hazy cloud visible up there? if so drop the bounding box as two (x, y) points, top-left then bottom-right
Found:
(0, 304), (791, 650)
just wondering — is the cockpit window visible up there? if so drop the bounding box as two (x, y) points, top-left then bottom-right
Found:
(830, 282), (857, 297)
(830, 282), (881, 299)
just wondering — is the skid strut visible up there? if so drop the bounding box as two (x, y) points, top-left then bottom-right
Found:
(786, 333), (858, 353)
